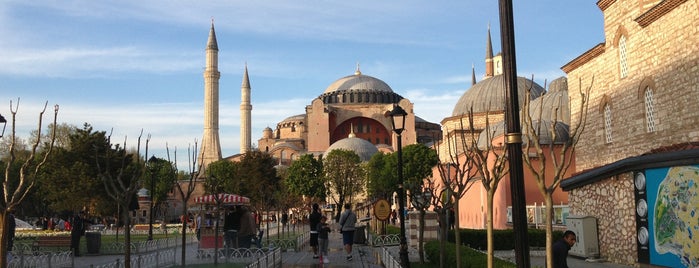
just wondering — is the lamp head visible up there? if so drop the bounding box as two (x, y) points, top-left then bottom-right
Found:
(388, 105), (407, 134)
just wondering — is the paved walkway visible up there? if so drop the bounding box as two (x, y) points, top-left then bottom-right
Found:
(68, 230), (633, 268)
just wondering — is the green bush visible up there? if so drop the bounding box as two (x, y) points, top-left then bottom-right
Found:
(451, 228), (563, 250)
(423, 240), (515, 268)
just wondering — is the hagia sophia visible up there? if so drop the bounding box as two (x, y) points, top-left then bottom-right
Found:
(153, 1), (699, 266)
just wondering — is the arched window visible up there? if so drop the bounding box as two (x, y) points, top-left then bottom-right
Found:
(644, 87), (656, 132)
(619, 35), (629, 78)
(604, 104), (613, 143)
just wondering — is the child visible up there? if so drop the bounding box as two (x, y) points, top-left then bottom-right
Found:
(316, 215), (331, 264)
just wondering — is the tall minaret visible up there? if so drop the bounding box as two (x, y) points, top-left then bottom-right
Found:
(485, 23), (494, 78)
(199, 21), (222, 174)
(240, 64), (252, 154)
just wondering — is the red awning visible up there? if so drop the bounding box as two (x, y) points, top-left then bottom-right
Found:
(194, 193), (250, 204)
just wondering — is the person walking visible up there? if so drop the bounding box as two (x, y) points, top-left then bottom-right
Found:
(338, 203), (357, 261)
(308, 203), (322, 259)
(552, 230), (577, 268)
(237, 206), (256, 248)
(70, 211), (86, 256)
(316, 215), (331, 264)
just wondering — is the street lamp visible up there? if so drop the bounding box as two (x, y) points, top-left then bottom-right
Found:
(389, 104), (410, 268)
(147, 155), (158, 241)
(0, 113), (6, 138)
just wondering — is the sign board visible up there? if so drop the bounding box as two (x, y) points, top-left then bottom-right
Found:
(373, 199), (391, 221)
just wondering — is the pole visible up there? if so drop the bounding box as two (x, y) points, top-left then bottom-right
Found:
(498, 0), (530, 267)
(397, 132), (411, 268)
(149, 169), (155, 241)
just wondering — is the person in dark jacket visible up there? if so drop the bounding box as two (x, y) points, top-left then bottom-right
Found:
(552, 230), (577, 268)
(308, 203), (322, 259)
(70, 211), (86, 256)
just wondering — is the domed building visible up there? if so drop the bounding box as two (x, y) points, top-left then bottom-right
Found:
(433, 27), (572, 230)
(258, 66), (441, 166)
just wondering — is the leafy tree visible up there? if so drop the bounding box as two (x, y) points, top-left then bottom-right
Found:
(237, 151), (280, 209)
(323, 149), (364, 220)
(0, 101), (58, 268)
(146, 157), (177, 222)
(366, 152), (396, 199)
(285, 154), (325, 202)
(204, 159), (239, 194)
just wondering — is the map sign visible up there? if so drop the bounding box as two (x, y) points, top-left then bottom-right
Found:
(646, 165), (698, 267)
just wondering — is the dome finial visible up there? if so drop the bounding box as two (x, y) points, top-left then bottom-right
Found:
(355, 62), (361, 75)
(348, 123), (356, 138)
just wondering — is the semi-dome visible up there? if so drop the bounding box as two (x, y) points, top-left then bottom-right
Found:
(452, 75), (545, 116)
(528, 76), (570, 124)
(325, 137), (379, 162)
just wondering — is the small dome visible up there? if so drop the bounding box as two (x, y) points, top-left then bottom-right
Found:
(137, 188), (150, 197)
(528, 76), (570, 124)
(262, 127), (274, 139)
(280, 114), (305, 124)
(323, 73), (393, 94)
(452, 75), (545, 116)
(325, 137), (379, 162)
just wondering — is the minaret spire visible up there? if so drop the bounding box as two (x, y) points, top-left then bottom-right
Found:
(240, 63), (252, 154)
(485, 23), (494, 78)
(471, 63), (477, 86)
(199, 21), (222, 175)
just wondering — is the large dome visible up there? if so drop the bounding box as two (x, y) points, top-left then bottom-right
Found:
(452, 75), (545, 116)
(323, 73), (393, 94)
(325, 137), (379, 162)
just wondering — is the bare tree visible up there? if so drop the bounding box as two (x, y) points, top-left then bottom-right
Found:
(433, 117), (480, 268)
(520, 77), (592, 268)
(97, 130), (147, 268)
(0, 100), (58, 268)
(166, 141), (202, 267)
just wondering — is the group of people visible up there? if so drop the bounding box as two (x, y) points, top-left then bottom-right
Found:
(194, 205), (260, 249)
(308, 203), (357, 264)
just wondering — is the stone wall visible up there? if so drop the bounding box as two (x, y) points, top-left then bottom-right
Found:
(568, 172), (637, 265)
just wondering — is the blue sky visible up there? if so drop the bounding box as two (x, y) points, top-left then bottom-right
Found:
(0, 0), (603, 165)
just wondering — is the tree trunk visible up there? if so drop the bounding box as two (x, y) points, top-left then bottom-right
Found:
(454, 201), (461, 267)
(180, 206), (188, 267)
(439, 209), (446, 268)
(418, 209), (425, 263)
(0, 212), (7, 268)
(123, 208), (132, 268)
(486, 191), (495, 268)
(544, 194), (555, 268)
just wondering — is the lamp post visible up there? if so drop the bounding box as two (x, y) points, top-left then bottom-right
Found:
(0, 113), (6, 138)
(147, 155), (158, 241)
(389, 104), (410, 268)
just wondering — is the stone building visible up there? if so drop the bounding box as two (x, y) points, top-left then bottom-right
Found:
(560, 0), (699, 266)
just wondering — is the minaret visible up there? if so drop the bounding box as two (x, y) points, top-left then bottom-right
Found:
(199, 21), (222, 174)
(471, 63), (477, 86)
(240, 64), (252, 154)
(485, 23), (494, 78)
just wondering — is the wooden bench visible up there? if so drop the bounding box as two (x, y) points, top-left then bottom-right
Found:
(33, 236), (72, 251)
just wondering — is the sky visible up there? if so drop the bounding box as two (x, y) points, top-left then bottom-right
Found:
(0, 0), (604, 167)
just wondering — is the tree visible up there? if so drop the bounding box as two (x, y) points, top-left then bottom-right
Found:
(521, 77), (591, 268)
(147, 157), (177, 223)
(433, 118), (480, 268)
(0, 100), (58, 268)
(285, 154), (325, 202)
(97, 130), (147, 268)
(366, 152), (396, 200)
(166, 141), (202, 267)
(400, 143), (438, 264)
(323, 149), (364, 220)
(37, 124), (112, 215)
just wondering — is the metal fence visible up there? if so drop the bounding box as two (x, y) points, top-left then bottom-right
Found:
(379, 247), (402, 268)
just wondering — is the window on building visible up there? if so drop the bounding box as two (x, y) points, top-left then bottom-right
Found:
(644, 87), (656, 132)
(604, 104), (613, 143)
(619, 35), (629, 78)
